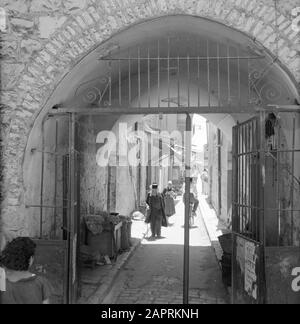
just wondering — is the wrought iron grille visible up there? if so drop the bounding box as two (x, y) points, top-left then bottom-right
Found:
(232, 112), (300, 247)
(232, 117), (262, 243)
(74, 37), (270, 112)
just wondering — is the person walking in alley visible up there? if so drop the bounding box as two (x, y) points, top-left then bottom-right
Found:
(200, 169), (209, 195)
(146, 184), (168, 239)
(163, 181), (176, 225)
(0, 237), (52, 304)
(183, 178), (199, 217)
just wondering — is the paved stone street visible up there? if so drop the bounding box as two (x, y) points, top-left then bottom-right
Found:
(103, 199), (229, 304)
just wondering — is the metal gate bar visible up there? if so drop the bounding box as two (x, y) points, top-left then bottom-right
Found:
(183, 114), (192, 305)
(49, 106), (300, 116)
(73, 37), (267, 110)
(233, 116), (262, 242)
(233, 111), (300, 247)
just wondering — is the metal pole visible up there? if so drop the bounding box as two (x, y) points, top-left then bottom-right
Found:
(217, 129), (222, 216)
(40, 118), (46, 239)
(49, 105), (297, 116)
(107, 165), (111, 215)
(290, 116), (296, 245)
(183, 113), (192, 305)
(259, 111), (266, 245)
(68, 113), (76, 304)
(53, 119), (58, 239)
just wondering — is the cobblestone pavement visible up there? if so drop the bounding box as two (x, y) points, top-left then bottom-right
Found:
(104, 199), (229, 304)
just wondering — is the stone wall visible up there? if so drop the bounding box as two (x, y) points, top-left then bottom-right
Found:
(208, 123), (219, 211)
(220, 134), (232, 227)
(0, 0), (299, 239)
(207, 122), (232, 227)
(78, 116), (108, 217)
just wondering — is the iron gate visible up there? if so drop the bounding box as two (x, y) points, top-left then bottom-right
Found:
(232, 111), (300, 304)
(26, 114), (81, 304)
(232, 115), (265, 304)
(73, 36), (269, 114)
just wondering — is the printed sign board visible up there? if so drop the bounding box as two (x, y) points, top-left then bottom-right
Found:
(233, 235), (261, 304)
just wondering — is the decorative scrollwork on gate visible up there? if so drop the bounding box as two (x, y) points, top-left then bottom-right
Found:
(248, 59), (283, 105)
(260, 81), (282, 103)
(75, 76), (111, 105)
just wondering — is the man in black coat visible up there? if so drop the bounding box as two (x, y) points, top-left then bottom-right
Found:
(146, 184), (167, 239)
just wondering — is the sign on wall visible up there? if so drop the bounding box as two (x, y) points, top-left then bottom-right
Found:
(235, 236), (259, 301)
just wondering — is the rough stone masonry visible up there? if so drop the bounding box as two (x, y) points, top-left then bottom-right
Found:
(0, 0), (299, 241)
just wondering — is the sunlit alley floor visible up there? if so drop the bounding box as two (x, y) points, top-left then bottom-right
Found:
(103, 198), (229, 304)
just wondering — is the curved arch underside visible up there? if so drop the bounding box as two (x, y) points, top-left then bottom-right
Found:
(52, 15), (298, 110)
(25, 15), (299, 151)
(25, 15), (299, 159)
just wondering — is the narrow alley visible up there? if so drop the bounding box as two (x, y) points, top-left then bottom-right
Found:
(103, 197), (229, 304)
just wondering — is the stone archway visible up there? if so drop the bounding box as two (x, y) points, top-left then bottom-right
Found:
(1, 0), (299, 237)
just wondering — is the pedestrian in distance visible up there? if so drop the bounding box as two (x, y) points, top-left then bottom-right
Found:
(145, 184), (168, 240)
(183, 178), (200, 225)
(0, 237), (52, 304)
(200, 169), (209, 195)
(162, 181), (176, 225)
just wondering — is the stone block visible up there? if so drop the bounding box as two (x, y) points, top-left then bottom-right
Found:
(0, 90), (19, 106)
(0, 38), (18, 60)
(264, 33), (277, 47)
(226, 9), (240, 24)
(75, 15), (87, 29)
(39, 50), (52, 63)
(38, 16), (67, 38)
(1, 63), (25, 89)
(196, 0), (212, 14)
(264, 11), (276, 24)
(278, 21), (290, 31)
(82, 11), (94, 26)
(246, 0), (259, 11)
(20, 38), (42, 59)
(256, 26), (274, 42)
(29, 0), (62, 12)
(87, 6), (101, 22)
(63, 0), (87, 11)
(66, 25), (77, 37)
(287, 30), (299, 42)
(51, 38), (64, 50)
(243, 16), (257, 32)
(2, 0), (28, 13)
(277, 0), (300, 16)
(62, 29), (72, 40)
(45, 43), (58, 55)
(10, 18), (34, 29)
(252, 22), (265, 36)
(78, 38), (91, 51)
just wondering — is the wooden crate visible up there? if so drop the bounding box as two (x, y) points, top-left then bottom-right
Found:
(87, 222), (122, 258)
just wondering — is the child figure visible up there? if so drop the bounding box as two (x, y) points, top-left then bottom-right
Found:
(0, 237), (51, 304)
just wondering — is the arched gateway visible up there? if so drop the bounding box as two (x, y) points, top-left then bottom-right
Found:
(0, 2), (299, 304)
